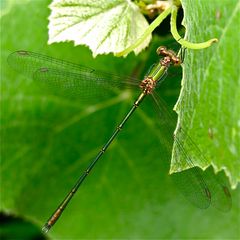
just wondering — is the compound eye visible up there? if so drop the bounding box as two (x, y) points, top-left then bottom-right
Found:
(156, 46), (167, 56)
(174, 58), (181, 66)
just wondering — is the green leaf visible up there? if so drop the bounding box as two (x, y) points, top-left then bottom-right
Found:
(1, 0), (240, 239)
(48, 0), (151, 57)
(171, 0), (240, 188)
(0, 213), (46, 240)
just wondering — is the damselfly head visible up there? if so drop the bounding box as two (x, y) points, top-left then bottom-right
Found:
(167, 50), (176, 58)
(157, 46), (181, 66)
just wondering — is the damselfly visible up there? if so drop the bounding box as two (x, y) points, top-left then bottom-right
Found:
(7, 47), (232, 233)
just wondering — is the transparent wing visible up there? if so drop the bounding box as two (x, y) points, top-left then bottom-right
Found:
(8, 50), (140, 100)
(8, 50), (94, 76)
(32, 67), (138, 101)
(150, 90), (232, 211)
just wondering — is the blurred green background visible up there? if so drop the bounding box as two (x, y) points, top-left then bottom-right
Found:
(1, 0), (239, 239)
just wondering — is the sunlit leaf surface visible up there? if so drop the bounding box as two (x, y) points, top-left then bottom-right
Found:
(48, 0), (151, 57)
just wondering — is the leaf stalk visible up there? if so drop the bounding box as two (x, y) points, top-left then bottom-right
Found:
(115, 5), (172, 57)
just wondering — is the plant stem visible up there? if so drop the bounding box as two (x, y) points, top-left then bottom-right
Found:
(115, 6), (172, 57)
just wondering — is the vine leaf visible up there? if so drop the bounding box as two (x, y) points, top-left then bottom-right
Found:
(171, 0), (240, 188)
(48, 0), (151, 57)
